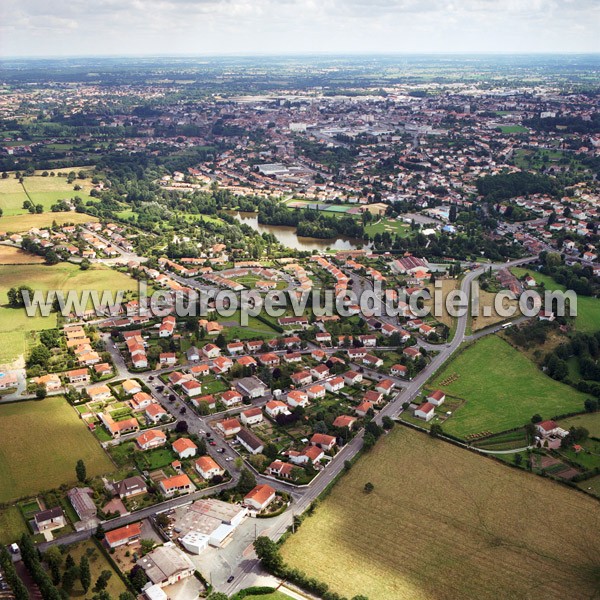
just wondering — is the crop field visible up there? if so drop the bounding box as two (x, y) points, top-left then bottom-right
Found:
(0, 211), (97, 233)
(0, 262), (137, 364)
(0, 246), (46, 264)
(281, 427), (600, 600)
(423, 278), (459, 328)
(471, 288), (520, 331)
(512, 267), (600, 333)
(428, 335), (588, 437)
(0, 396), (114, 503)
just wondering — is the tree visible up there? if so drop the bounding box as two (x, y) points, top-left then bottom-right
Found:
(93, 570), (112, 593)
(206, 594), (229, 600)
(128, 566), (148, 591)
(36, 384), (47, 399)
(253, 536), (284, 574)
(429, 424), (443, 437)
(65, 554), (75, 571)
(237, 468), (256, 495)
(76, 459), (87, 483)
(62, 567), (79, 594)
(79, 556), (91, 593)
(531, 414), (543, 423)
(140, 539), (155, 555)
(364, 482), (374, 493)
(382, 416), (395, 430)
(175, 420), (188, 434)
(119, 593), (136, 600)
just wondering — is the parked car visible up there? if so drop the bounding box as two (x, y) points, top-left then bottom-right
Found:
(227, 576), (234, 583)
(209, 441), (217, 446)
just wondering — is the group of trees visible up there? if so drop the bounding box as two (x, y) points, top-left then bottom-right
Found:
(258, 200), (364, 240)
(476, 171), (562, 201)
(538, 251), (597, 296)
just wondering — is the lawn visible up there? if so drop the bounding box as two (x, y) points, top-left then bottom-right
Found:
(512, 267), (600, 333)
(557, 411), (600, 438)
(365, 218), (411, 237)
(428, 335), (588, 438)
(0, 506), (29, 545)
(498, 124), (528, 134)
(244, 593), (289, 600)
(0, 211), (97, 233)
(281, 427), (600, 600)
(0, 396), (115, 503)
(64, 540), (127, 599)
(0, 262), (137, 364)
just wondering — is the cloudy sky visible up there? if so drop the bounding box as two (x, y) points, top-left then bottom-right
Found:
(1, 0), (599, 57)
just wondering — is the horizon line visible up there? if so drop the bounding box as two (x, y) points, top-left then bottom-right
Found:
(2, 50), (600, 62)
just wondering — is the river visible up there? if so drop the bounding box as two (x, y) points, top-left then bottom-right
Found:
(231, 211), (365, 252)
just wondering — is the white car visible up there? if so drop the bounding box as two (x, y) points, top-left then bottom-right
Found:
(225, 457), (233, 462)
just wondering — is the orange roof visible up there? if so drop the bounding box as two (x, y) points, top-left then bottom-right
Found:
(161, 474), (193, 490)
(172, 438), (197, 452)
(137, 430), (166, 446)
(104, 523), (141, 546)
(195, 455), (221, 472)
(244, 483), (275, 505)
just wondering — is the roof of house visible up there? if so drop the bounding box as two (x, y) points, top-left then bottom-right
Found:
(161, 474), (193, 490)
(195, 455), (222, 473)
(137, 430), (167, 446)
(104, 523), (142, 546)
(237, 428), (264, 451)
(172, 438), (197, 453)
(244, 484), (275, 506)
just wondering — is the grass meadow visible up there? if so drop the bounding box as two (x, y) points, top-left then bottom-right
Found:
(0, 396), (114, 503)
(428, 335), (588, 437)
(0, 174), (95, 217)
(281, 427), (600, 600)
(512, 267), (600, 333)
(0, 262), (137, 365)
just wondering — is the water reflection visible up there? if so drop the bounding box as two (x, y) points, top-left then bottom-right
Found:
(231, 211), (364, 252)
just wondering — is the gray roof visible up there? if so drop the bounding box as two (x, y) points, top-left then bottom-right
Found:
(236, 428), (264, 451)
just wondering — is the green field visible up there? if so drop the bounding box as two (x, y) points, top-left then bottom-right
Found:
(0, 396), (115, 502)
(557, 411), (600, 438)
(215, 310), (280, 341)
(0, 262), (137, 364)
(244, 593), (289, 600)
(512, 267), (600, 333)
(281, 427), (600, 600)
(497, 125), (528, 134)
(365, 218), (412, 237)
(0, 506), (29, 545)
(429, 336), (588, 437)
(0, 174), (95, 217)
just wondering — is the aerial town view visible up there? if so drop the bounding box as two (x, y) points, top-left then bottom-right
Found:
(0, 2), (599, 600)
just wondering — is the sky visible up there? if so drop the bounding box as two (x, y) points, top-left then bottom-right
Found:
(1, 0), (599, 58)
